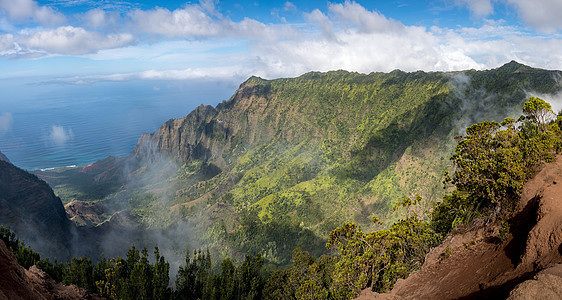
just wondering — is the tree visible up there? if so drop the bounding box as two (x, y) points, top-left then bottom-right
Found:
(523, 96), (555, 131)
(326, 216), (438, 298)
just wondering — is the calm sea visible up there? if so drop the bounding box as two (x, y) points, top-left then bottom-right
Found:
(0, 78), (236, 170)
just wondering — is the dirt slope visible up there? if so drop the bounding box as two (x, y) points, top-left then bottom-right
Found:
(360, 156), (562, 299)
(0, 240), (102, 300)
(508, 263), (562, 299)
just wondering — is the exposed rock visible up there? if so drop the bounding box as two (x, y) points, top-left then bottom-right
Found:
(0, 240), (102, 300)
(360, 156), (562, 299)
(64, 200), (107, 227)
(508, 264), (562, 300)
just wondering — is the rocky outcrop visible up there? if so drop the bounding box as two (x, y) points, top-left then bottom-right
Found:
(0, 240), (101, 300)
(64, 200), (107, 227)
(360, 156), (562, 299)
(508, 264), (562, 300)
(0, 160), (72, 259)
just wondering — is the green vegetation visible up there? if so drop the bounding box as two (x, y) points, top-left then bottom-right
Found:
(433, 97), (561, 233)
(5, 94), (562, 299)
(35, 63), (562, 288)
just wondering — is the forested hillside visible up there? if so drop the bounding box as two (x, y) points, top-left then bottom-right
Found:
(36, 61), (562, 267)
(6, 95), (561, 299)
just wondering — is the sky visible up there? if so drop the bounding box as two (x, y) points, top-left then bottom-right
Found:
(0, 0), (561, 86)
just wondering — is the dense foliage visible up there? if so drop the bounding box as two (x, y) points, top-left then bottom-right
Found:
(4, 96), (562, 299)
(20, 62), (562, 299)
(38, 62), (562, 271)
(433, 97), (561, 233)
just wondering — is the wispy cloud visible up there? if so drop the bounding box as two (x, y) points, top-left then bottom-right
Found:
(0, 0), (561, 82)
(43, 65), (251, 85)
(0, 112), (13, 134)
(454, 0), (493, 17)
(48, 124), (74, 146)
(506, 0), (562, 33)
(19, 26), (134, 55)
(0, 0), (64, 26)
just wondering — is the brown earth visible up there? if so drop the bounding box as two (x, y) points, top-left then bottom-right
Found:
(0, 240), (103, 300)
(507, 263), (562, 299)
(359, 156), (562, 299)
(64, 200), (107, 227)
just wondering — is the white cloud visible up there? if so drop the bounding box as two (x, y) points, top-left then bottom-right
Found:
(284, 2), (297, 12)
(48, 125), (73, 146)
(305, 9), (336, 40)
(0, 33), (14, 51)
(2, 0), (561, 83)
(328, 1), (404, 34)
(507, 0), (562, 33)
(0, 0), (64, 26)
(82, 8), (119, 29)
(46, 65), (250, 85)
(128, 5), (220, 38)
(253, 2), (485, 75)
(0, 112), (13, 134)
(18, 26), (134, 55)
(455, 0), (494, 17)
(34, 1), (562, 83)
(127, 2), (292, 41)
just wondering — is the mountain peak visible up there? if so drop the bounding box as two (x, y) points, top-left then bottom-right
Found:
(497, 60), (534, 73)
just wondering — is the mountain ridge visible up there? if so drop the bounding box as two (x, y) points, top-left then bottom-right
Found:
(36, 61), (562, 265)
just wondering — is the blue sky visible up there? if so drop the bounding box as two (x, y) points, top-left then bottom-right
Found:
(0, 0), (561, 85)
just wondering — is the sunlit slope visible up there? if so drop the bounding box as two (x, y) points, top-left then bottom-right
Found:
(136, 62), (558, 220)
(39, 61), (562, 264)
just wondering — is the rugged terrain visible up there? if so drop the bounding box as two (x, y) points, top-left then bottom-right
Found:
(1, 62), (562, 298)
(35, 61), (562, 265)
(360, 155), (562, 299)
(0, 239), (100, 300)
(0, 159), (72, 259)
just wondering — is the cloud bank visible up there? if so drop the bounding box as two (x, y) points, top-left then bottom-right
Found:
(1, 0), (561, 84)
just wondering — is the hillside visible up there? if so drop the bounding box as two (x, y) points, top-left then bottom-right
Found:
(0, 150), (9, 163)
(0, 239), (100, 300)
(0, 159), (72, 260)
(361, 154), (562, 299)
(36, 61), (562, 265)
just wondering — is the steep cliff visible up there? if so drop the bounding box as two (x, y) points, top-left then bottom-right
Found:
(0, 160), (72, 259)
(0, 240), (100, 300)
(361, 155), (562, 299)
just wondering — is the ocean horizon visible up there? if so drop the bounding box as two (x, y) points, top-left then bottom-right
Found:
(0, 78), (236, 170)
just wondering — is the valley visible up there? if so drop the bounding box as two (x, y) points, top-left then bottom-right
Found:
(1, 61), (562, 299)
(29, 61), (562, 264)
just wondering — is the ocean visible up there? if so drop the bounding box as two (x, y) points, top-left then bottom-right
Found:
(0, 78), (236, 170)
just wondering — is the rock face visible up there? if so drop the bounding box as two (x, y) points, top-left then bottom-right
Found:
(508, 264), (562, 300)
(0, 240), (101, 300)
(360, 156), (562, 299)
(0, 160), (72, 259)
(64, 200), (107, 227)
